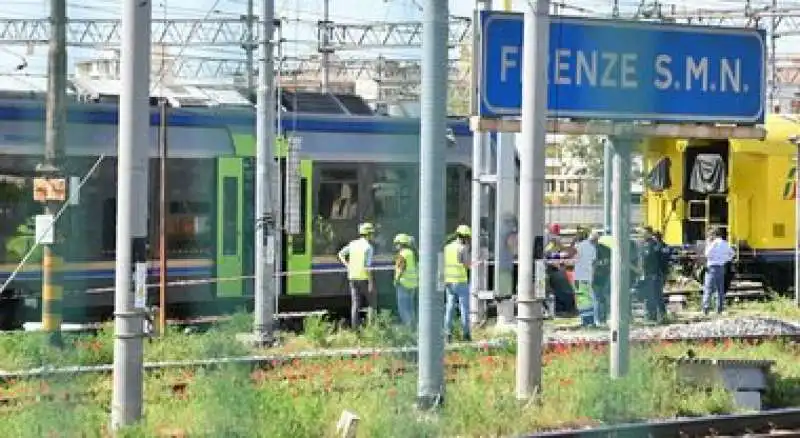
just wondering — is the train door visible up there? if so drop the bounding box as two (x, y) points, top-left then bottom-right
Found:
(683, 142), (730, 244)
(280, 158), (313, 296)
(311, 164), (363, 296)
(215, 157), (244, 297)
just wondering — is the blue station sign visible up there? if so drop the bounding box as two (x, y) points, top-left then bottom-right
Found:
(479, 12), (766, 124)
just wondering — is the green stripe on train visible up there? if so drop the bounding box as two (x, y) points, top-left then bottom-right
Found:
(224, 133), (313, 297)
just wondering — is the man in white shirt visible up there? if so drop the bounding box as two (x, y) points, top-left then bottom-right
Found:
(702, 227), (735, 315)
(573, 227), (597, 326)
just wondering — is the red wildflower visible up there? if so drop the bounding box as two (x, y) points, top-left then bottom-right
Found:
(387, 388), (397, 398)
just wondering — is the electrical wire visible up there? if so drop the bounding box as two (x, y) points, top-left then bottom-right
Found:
(150, 0), (226, 92)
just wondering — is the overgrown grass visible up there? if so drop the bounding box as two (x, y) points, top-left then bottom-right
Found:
(0, 311), (429, 371)
(724, 296), (800, 320)
(0, 298), (797, 372)
(0, 341), (798, 437)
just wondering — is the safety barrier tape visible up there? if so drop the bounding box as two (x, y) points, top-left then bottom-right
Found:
(82, 259), (583, 293)
(76, 251), (730, 295)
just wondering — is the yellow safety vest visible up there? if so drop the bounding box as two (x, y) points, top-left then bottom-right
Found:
(395, 247), (418, 289)
(574, 280), (592, 309)
(346, 238), (371, 280)
(444, 241), (468, 284)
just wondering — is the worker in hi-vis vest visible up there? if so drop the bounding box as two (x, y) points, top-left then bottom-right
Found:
(393, 233), (418, 328)
(443, 224), (472, 342)
(338, 222), (376, 329)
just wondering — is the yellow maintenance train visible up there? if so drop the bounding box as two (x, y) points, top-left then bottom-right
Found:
(642, 114), (800, 292)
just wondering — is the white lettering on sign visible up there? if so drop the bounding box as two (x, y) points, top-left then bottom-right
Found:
(494, 45), (751, 96)
(575, 51), (597, 86)
(685, 56), (709, 92)
(500, 45), (519, 83)
(555, 49), (571, 85)
(621, 53), (638, 88)
(540, 50), (641, 89)
(600, 53), (618, 87)
(720, 58), (741, 93)
(653, 54), (673, 90)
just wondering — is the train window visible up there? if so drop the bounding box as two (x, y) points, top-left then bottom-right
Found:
(372, 165), (418, 254)
(317, 169), (359, 221)
(222, 177), (238, 256)
(446, 165), (470, 232)
(315, 168), (359, 255)
(291, 178), (308, 254)
(102, 198), (116, 255)
(167, 201), (212, 257)
(164, 159), (215, 259)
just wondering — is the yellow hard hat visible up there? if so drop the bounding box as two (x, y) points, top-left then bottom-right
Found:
(359, 222), (375, 235)
(455, 224), (471, 237)
(393, 233), (412, 245)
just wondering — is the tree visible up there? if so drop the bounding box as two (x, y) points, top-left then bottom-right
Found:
(561, 135), (606, 177)
(448, 85), (470, 116)
(560, 135), (645, 181)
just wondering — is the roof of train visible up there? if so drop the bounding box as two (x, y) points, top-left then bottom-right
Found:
(0, 99), (474, 136)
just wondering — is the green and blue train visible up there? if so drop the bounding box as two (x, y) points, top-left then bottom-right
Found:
(0, 97), (475, 324)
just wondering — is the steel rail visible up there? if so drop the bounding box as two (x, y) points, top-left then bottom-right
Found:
(2, 332), (799, 381)
(527, 407), (800, 437)
(0, 338), (511, 380)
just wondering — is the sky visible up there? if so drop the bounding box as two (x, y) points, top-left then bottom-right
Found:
(0, 0), (797, 84)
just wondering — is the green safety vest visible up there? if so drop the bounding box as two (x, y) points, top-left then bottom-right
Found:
(346, 238), (371, 280)
(395, 247), (418, 289)
(598, 235), (614, 248)
(574, 280), (593, 309)
(444, 241), (468, 284)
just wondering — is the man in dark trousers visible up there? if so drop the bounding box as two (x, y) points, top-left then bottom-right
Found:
(589, 231), (611, 325)
(638, 226), (663, 322)
(653, 231), (671, 318)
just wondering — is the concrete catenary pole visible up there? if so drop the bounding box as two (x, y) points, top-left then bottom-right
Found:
(245, 0), (255, 94)
(417, 0), (448, 410)
(469, 0), (491, 327)
(517, 0), (549, 400)
(158, 98), (169, 335)
(320, 0), (331, 92)
(609, 138), (632, 378)
(40, 0), (67, 342)
(111, 0), (151, 429)
(253, 0), (277, 346)
(603, 139), (612, 233)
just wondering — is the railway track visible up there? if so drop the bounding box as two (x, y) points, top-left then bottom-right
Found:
(529, 407), (800, 437)
(2, 349), (799, 437)
(0, 333), (798, 435)
(1, 331), (798, 381)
